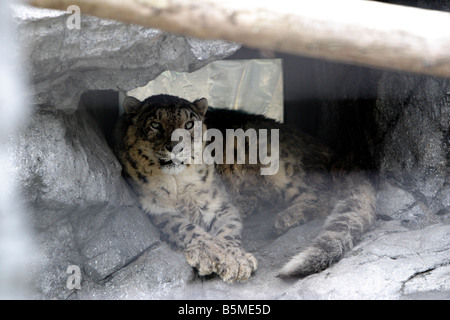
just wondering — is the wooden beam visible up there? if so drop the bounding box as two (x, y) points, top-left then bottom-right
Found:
(28, 0), (450, 78)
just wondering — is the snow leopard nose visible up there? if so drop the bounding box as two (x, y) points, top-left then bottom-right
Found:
(165, 141), (183, 153)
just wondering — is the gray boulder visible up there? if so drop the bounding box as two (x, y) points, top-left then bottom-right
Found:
(12, 4), (240, 111)
(72, 217), (450, 300)
(11, 106), (160, 298)
(374, 73), (450, 228)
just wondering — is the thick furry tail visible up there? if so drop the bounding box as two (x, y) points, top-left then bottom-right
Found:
(278, 172), (376, 278)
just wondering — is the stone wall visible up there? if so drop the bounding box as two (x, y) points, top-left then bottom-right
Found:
(310, 66), (450, 229)
(375, 73), (450, 228)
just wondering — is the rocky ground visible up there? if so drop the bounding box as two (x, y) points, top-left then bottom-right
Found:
(74, 213), (450, 300)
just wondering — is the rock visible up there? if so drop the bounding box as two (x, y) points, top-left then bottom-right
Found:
(285, 222), (450, 299)
(75, 243), (193, 300)
(11, 4), (241, 111)
(374, 72), (450, 228)
(10, 106), (158, 298)
(376, 182), (416, 219)
(66, 219), (450, 300)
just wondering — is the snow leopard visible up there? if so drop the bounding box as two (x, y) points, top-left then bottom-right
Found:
(112, 94), (376, 282)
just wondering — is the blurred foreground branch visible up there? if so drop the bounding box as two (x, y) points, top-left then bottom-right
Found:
(29, 0), (450, 78)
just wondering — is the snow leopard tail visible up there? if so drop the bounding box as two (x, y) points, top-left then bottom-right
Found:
(278, 171), (376, 278)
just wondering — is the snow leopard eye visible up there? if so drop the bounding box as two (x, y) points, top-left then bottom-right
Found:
(185, 121), (194, 130)
(150, 121), (162, 130)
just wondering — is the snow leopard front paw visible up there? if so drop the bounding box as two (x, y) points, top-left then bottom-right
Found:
(219, 243), (258, 283)
(185, 239), (257, 283)
(185, 240), (225, 277)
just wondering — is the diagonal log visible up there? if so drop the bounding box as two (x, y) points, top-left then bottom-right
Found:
(29, 0), (450, 78)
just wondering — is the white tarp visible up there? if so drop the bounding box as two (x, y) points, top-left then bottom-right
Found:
(127, 59), (284, 122)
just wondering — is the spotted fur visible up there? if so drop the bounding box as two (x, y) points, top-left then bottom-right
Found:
(113, 94), (376, 282)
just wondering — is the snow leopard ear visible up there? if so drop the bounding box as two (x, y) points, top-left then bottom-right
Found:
(192, 98), (208, 116)
(123, 96), (142, 114)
